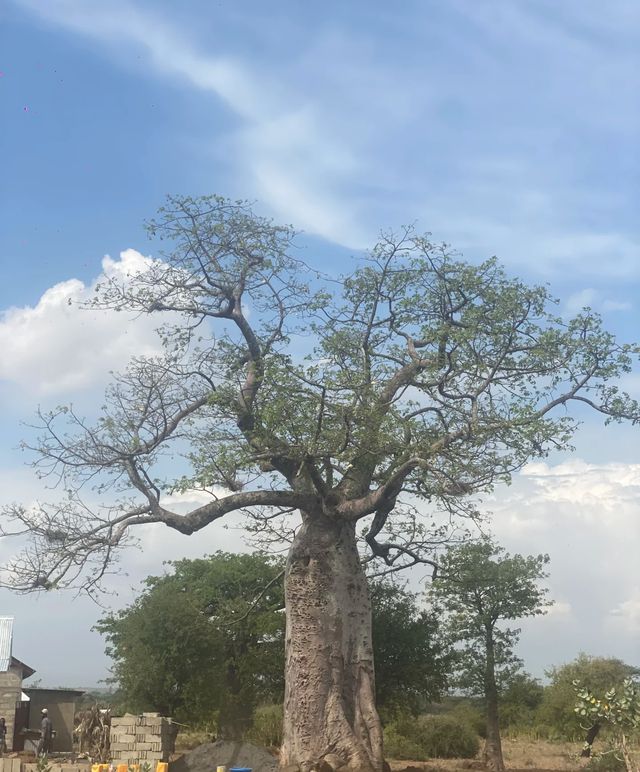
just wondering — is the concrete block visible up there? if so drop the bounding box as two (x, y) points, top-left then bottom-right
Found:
(115, 725), (136, 735)
(112, 717), (134, 727)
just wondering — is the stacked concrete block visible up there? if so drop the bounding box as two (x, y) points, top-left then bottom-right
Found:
(0, 759), (23, 772)
(110, 714), (175, 766)
(23, 765), (89, 772)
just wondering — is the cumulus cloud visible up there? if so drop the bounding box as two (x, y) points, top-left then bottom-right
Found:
(0, 249), (162, 397)
(486, 457), (640, 673)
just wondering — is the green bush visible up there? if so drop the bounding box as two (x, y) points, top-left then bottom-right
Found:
(446, 702), (486, 738)
(246, 704), (283, 749)
(384, 714), (479, 760)
(384, 724), (426, 760)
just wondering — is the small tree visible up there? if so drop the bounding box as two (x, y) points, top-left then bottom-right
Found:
(3, 196), (639, 772)
(431, 539), (550, 771)
(499, 672), (545, 731)
(575, 678), (640, 772)
(95, 552), (286, 736)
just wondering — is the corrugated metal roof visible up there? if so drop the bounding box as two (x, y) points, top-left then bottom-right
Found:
(0, 617), (14, 671)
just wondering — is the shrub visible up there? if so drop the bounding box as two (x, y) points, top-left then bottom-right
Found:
(447, 702), (486, 738)
(246, 704), (283, 749)
(383, 724), (426, 760)
(384, 714), (479, 760)
(415, 715), (480, 758)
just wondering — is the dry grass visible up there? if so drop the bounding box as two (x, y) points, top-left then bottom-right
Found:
(388, 738), (590, 772)
(501, 738), (587, 770)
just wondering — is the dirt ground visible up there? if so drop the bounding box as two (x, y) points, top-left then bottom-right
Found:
(388, 738), (589, 772)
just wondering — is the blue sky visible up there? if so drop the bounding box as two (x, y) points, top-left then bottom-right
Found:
(0, 0), (639, 686)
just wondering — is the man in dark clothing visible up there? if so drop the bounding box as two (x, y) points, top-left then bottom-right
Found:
(37, 709), (53, 756)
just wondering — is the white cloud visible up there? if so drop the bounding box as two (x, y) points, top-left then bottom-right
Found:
(563, 288), (632, 315)
(546, 600), (572, 617)
(0, 249), (162, 397)
(519, 459), (640, 520)
(486, 457), (640, 673)
(608, 590), (640, 633)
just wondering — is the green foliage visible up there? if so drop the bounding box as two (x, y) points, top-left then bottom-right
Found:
(445, 701), (486, 738)
(430, 538), (550, 697)
(499, 673), (545, 729)
(574, 678), (640, 729)
(36, 756), (51, 772)
(538, 655), (639, 741)
(246, 704), (284, 749)
(95, 552), (286, 733)
(370, 577), (452, 718)
(383, 724), (426, 760)
(430, 537), (549, 767)
(385, 714), (480, 760)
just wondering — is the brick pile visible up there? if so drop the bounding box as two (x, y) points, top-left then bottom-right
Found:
(110, 713), (175, 766)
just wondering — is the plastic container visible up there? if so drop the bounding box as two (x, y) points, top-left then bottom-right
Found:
(229, 768), (252, 772)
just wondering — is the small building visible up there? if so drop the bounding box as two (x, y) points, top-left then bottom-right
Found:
(0, 617), (36, 751)
(23, 688), (85, 752)
(0, 617), (83, 753)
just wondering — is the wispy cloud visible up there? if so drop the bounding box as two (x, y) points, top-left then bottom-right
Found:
(14, 0), (369, 247)
(15, 0), (640, 274)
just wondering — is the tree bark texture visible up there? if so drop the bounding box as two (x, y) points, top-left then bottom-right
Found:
(281, 514), (384, 772)
(483, 628), (505, 772)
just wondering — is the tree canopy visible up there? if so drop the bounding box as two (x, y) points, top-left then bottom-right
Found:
(95, 552), (285, 735)
(369, 577), (451, 718)
(3, 195), (638, 591)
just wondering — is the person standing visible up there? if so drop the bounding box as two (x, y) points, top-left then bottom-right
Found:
(0, 717), (7, 755)
(37, 709), (53, 756)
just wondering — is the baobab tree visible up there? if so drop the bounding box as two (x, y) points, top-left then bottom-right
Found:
(3, 196), (639, 772)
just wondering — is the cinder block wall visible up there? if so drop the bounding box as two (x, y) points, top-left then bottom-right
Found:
(110, 714), (175, 766)
(0, 666), (23, 750)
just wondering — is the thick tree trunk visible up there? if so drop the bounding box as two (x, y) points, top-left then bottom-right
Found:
(483, 628), (505, 772)
(280, 513), (384, 772)
(580, 722), (601, 758)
